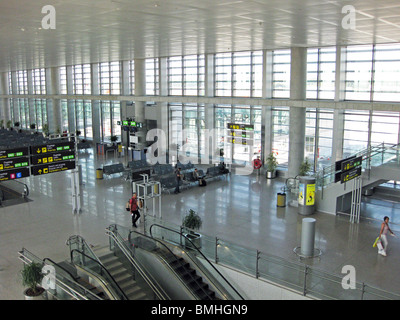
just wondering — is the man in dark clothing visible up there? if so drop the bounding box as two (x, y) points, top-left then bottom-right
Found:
(129, 193), (140, 227)
(174, 168), (182, 194)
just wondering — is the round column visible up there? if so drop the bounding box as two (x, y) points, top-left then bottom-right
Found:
(298, 176), (316, 215)
(300, 218), (316, 257)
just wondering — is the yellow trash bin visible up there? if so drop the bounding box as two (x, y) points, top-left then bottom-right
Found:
(96, 168), (103, 180)
(277, 193), (286, 207)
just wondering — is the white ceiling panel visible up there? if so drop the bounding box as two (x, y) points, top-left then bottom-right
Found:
(1, 0), (400, 72)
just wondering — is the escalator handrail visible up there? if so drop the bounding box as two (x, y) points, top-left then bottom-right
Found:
(42, 257), (103, 300)
(127, 229), (215, 300)
(70, 249), (129, 300)
(106, 225), (171, 300)
(149, 223), (245, 300)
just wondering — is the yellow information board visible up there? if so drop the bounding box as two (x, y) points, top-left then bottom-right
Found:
(306, 184), (315, 206)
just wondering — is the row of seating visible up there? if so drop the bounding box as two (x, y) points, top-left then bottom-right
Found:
(100, 159), (230, 190)
(102, 163), (126, 176)
(158, 165), (229, 194)
(0, 128), (69, 150)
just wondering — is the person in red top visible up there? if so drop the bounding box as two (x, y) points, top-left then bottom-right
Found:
(129, 193), (140, 228)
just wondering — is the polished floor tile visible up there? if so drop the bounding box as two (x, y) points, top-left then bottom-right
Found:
(1, 150), (399, 299)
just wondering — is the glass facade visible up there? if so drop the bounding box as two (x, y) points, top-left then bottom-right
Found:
(4, 45), (400, 171)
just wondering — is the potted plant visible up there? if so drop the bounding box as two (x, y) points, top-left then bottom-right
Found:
(266, 152), (278, 179)
(43, 123), (49, 137)
(299, 157), (313, 177)
(0, 119), (4, 129)
(110, 135), (118, 145)
(6, 120), (12, 130)
(182, 209), (203, 249)
(20, 261), (46, 300)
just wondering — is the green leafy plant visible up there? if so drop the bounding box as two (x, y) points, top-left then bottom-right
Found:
(182, 209), (202, 232)
(6, 120), (12, 129)
(266, 152), (278, 172)
(20, 262), (45, 297)
(110, 135), (118, 142)
(299, 158), (312, 176)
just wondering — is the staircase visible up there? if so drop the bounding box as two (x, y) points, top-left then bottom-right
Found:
(315, 143), (400, 214)
(92, 245), (150, 300)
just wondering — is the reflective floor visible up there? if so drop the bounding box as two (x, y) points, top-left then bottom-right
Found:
(1, 149), (400, 299)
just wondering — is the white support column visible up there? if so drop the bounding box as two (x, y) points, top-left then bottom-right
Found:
(331, 46), (346, 163)
(27, 70), (35, 127)
(204, 53), (215, 164)
(134, 58), (146, 150)
(261, 50), (273, 165)
(90, 63), (101, 144)
(288, 47), (307, 178)
(154, 57), (169, 163)
(0, 72), (11, 123)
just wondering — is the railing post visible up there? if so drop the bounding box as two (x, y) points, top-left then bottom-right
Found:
(303, 265), (308, 296)
(361, 282), (365, 300)
(256, 250), (260, 279)
(215, 237), (219, 264)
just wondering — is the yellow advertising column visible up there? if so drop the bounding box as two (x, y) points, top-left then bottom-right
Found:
(298, 176), (316, 215)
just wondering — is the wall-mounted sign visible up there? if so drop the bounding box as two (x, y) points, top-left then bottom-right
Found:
(31, 160), (76, 176)
(0, 147), (29, 159)
(30, 150), (75, 166)
(0, 167), (30, 181)
(0, 157), (29, 171)
(30, 142), (75, 155)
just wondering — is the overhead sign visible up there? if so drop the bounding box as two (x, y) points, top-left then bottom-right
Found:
(0, 167), (30, 181)
(30, 150), (75, 166)
(118, 120), (143, 128)
(227, 123), (254, 131)
(31, 161), (76, 176)
(30, 142), (75, 155)
(340, 167), (362, 184)
(0, 157), (29, 171)
(0, 147), (29, 160)
(341, 156), (362, 172)
(227, 137), (253, 146)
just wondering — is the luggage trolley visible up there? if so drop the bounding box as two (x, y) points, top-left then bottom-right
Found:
(136, 174), (162, 221)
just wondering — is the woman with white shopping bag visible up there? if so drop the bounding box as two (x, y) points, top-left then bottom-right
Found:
(377, 216), (395, 257)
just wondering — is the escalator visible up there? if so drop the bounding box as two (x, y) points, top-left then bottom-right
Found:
(106, 224), (244, 300)
(18, 248), (112, 300)
(66, 235), (167, 300)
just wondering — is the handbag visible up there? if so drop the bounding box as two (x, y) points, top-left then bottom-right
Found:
(372, 236), (380, 248)
(377, 240), (384, 251)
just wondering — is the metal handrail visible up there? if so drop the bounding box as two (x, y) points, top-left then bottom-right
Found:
(42, 257), (104, 300)
(143, 214), (400, 300)
(105, 225), (171, 300)
(149, 223), (245, 300)
(316, 142), (399, 189)
(70, 249), (129, 300)
(18, 248), (101, 300)
(127, 229), (215, 300)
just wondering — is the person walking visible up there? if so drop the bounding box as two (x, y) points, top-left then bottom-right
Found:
(174, 167), (182, 194)
(129, 193), (140, 228)
(378, 216), (395, 256)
